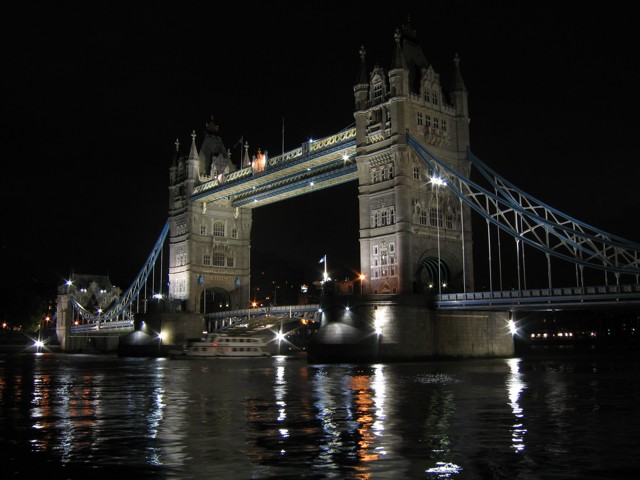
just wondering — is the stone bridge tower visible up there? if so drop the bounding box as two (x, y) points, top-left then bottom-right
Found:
(167, 119), (251, 313)
(354, 21), (474, 295)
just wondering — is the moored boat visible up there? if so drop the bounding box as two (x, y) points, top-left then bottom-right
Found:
(177, 333), (271, 358)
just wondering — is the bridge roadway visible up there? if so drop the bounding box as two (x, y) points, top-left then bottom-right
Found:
(435, 283), (640, 310)
(69, 284), (640, 335)
(191, 128), (357, 208)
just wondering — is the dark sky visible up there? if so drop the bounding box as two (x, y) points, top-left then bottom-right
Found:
(3, 3), (639, 299)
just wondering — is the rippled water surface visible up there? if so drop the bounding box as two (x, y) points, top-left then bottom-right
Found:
(1, 350), (639, 479)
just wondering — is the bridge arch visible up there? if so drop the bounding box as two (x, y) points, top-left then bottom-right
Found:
(417, 250), (463, 293)
(200, 287), (232, 313)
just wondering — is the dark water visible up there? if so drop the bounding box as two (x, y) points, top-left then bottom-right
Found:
(1, 349), (639, 479)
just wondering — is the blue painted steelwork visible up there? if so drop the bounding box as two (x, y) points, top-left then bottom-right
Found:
(192, 131), (356, 204)
(70, 220), (170, 327)
(407, 133), (640, 279)
(205, 305), (322, 332)
(233, 163), (357, 207)
(435, 284), (640, 310)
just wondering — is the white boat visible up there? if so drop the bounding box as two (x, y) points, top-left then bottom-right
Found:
(179, 334), (271, 358)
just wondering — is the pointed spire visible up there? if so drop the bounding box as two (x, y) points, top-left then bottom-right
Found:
(188, 130), (199, 161)
(451, 53), (467, 92)
(242, 141), (250, 168)
(355, 45), (368, 85)
(391, 28), (407, 70)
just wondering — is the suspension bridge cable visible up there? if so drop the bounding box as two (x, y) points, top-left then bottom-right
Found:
(70, 220), (170, 322)
(407, 133), (640, 277)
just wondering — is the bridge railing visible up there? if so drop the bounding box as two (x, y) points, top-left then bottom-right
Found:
(204, 304), (322, 319)
(192, 128), (356, 196)
(436, 284), (640, 310)
(71, 319), (134, 333)
(438, 284), (640, 302)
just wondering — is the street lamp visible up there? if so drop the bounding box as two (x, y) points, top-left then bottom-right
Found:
(431, 175), (446, 295)
(359, 274), (365, 294)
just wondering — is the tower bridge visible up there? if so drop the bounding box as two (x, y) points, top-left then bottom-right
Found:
(56, 20), (640, 360)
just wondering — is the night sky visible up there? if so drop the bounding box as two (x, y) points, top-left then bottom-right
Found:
(3, 3), (639, 302)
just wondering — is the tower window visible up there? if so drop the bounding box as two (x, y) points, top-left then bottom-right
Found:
(446, 215), (454, 230)
(373, 82), (383, 99)
(419, 210), (428, 225)
(213, 222), (225, 237)
(430, 207), (443, 227)
(213, 252), (225, 267)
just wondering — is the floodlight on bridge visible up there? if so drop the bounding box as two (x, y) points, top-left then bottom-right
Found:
(431, 176), (446, 186)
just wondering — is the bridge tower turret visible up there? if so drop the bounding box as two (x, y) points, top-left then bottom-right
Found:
(167, 119), (252, 314)
(354, 19), (474, 295)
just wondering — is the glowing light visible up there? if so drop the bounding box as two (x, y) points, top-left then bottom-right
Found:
(34, 340), (44, 348)
(374, 309), (383, 335)
(508, 320), (517, 335)
(158, 332), (165, 341)
(276, 332), (285, 342)
(431, 176), (446, 186)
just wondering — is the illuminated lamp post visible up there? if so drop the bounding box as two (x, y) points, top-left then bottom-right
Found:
(432, 175), (446, 295)
(359, 274), (365, 294)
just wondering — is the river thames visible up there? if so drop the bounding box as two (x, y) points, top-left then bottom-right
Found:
(1, 348), (639, 479)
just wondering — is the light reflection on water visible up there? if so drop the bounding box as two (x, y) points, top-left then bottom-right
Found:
(1, 351), (639, 479)
(506, 358), (527, 453)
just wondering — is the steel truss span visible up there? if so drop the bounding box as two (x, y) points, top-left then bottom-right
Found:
(407, 133), (640, 284)
(70, 221), (170, 324)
